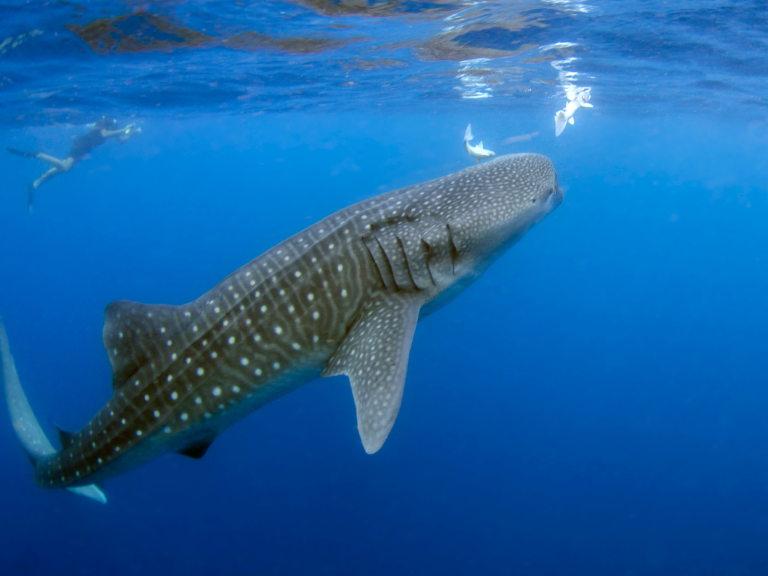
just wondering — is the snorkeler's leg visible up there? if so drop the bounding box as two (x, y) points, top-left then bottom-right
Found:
(36, 154), (73, 171)
(28, 166), (62, 215)
(32, 167), (61, 189)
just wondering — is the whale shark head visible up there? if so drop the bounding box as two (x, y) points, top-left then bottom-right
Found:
(435, 153), (562, 278)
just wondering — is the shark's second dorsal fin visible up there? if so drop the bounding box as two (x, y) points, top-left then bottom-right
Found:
(103, 300), (198, 390)
(56, 426), (76, 451)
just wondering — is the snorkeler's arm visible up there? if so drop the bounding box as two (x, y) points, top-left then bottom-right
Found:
(101, 124), (136, 138)
(116, 125), (141, 143)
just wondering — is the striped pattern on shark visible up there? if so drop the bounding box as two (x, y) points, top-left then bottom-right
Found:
(1, 153), (563, 499)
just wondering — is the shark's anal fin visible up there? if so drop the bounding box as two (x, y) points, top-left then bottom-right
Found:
(176, 437), (215, 460)
(322, 295), (421, 454)
(103, 300), (198, 390)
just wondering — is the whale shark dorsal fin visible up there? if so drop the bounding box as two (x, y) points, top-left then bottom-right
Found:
(56, 426), (77, 450)
(103, 300), (199, 390)
(321, 295), (420, 454)
(478, 141), (484, 149)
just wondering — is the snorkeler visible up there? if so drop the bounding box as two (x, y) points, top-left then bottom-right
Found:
(6, 117), (141, 214)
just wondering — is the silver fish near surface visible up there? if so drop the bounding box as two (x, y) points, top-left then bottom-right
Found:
(1, 153), (563, 502)
(463, 124), (496, 164)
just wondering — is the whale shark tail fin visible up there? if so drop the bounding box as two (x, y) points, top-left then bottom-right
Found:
(464, 124), (473, 142)
(0, 317), (107, 504)
(554, 110), (567, 137)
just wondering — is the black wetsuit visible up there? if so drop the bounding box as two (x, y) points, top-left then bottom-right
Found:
(69, 128), (107, 160)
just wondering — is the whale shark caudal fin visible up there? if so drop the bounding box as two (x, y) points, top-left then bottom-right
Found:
(555, 110), (567, 137)
(322, 295), (420, 454)
(0, 317), (107, 504)
(464, 124), (474, 142)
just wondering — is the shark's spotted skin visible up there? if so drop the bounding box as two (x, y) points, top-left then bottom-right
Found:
(2, 153), (563, 495)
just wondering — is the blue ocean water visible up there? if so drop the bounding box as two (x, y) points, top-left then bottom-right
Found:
(2, 1), (768, 574)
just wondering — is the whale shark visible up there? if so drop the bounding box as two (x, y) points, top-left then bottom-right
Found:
(1, 153), (563, 502)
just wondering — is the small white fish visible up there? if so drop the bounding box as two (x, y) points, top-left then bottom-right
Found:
(463, 124), (495, 164)
(554, 88), (593, 137)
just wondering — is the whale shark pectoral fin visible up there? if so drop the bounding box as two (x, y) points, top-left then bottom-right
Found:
(322, 295), (421, 454)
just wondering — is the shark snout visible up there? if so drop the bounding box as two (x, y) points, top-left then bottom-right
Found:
(549, 176), (564, 209)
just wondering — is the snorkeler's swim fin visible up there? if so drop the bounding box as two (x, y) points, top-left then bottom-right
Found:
(26, 183), (35, 216)
(6, 147), (40, 159)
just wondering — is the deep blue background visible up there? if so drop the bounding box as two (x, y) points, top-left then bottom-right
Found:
(2, 110), (768, 575)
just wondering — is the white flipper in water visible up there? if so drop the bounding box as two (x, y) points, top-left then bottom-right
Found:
(0, 318), (106, 504)
(555, 110), (568, 137)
